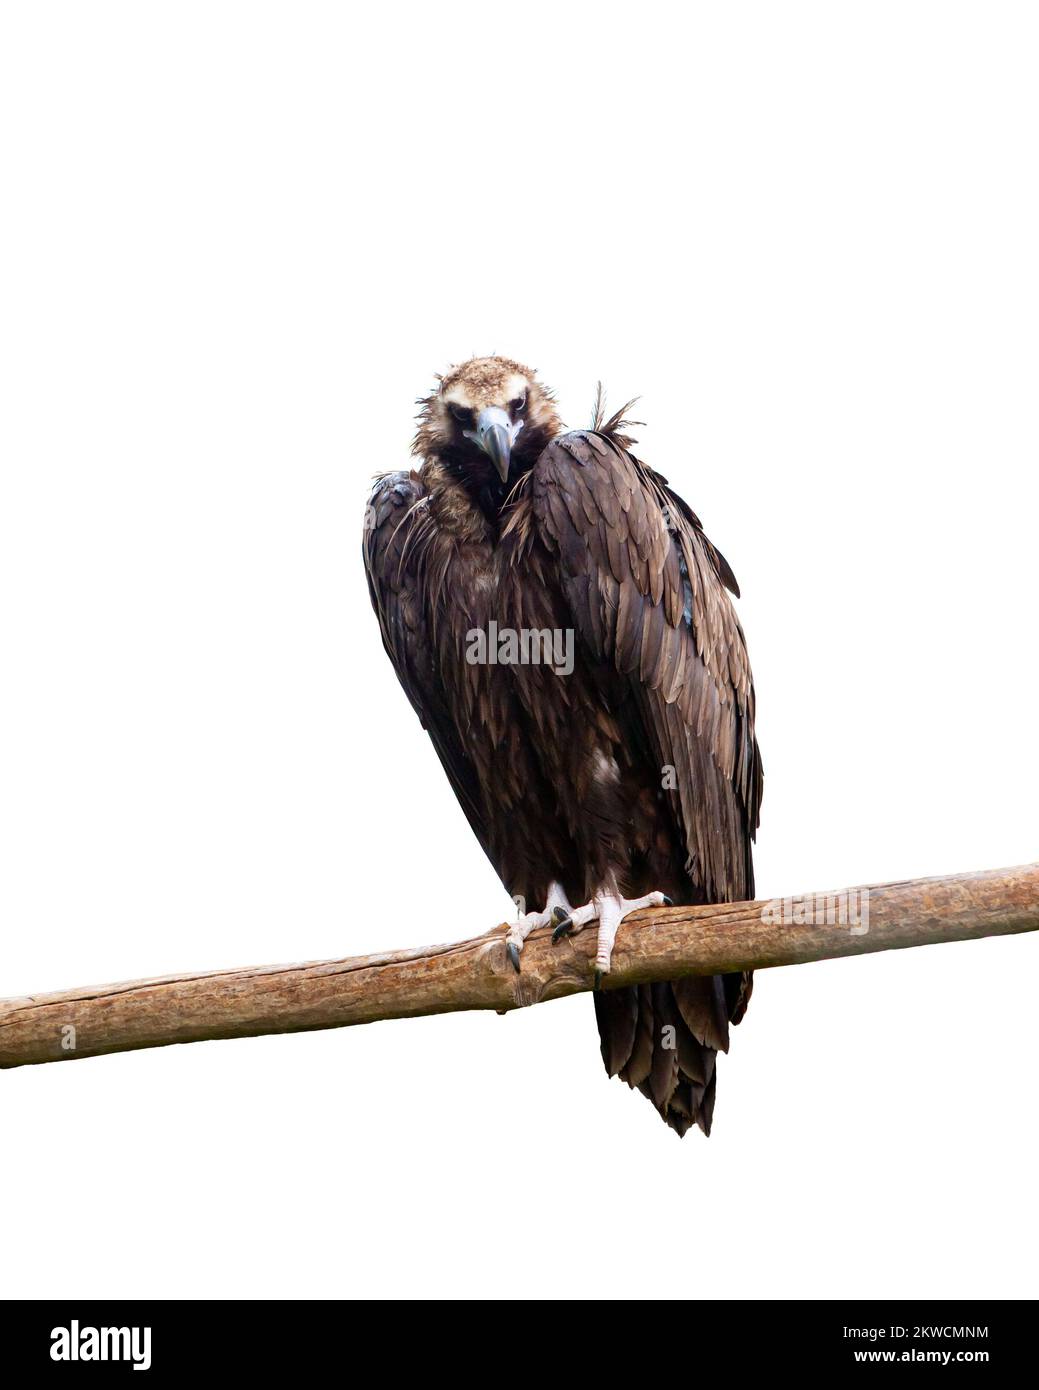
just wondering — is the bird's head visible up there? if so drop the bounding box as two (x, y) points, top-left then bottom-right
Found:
(413, 356), (562, 497)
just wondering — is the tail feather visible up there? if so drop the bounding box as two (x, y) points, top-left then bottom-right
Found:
(596, 984), (637, 1076)
(648, 983), (681, 1111)
(621, 983), (655, 1087)
(673, 974), (731, 1053)
(594, 971), (750, 1136)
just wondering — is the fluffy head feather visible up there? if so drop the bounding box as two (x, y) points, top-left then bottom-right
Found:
(412, 355), (562, 465)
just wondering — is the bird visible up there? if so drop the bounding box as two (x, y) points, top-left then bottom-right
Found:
(363, 356), (762, 1135)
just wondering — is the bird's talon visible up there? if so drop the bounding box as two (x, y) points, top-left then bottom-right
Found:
(551, 911), (573, 942)
(593, 968), (603, 991)
(662, 894), (674, 906)
(506, 942), (521, 973)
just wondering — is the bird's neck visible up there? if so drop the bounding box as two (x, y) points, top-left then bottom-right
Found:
(429, 421), (559, 529)
(431, 450), (532, 533)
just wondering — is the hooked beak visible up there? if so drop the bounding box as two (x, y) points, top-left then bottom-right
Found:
(464, 406), (524, 483)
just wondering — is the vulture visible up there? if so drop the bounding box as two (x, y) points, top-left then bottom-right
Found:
(363, 356), (762, 1135)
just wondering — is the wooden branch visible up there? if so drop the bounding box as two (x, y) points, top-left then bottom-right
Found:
(1, 863), (1036, 1070)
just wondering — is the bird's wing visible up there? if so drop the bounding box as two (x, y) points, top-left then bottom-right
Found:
(530, 428), (762, 905)
(362, 471), (492, 860)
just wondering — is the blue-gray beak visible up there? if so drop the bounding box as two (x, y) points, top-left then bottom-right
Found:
(464, 406), (524, 483)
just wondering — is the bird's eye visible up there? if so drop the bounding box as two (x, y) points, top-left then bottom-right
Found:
(449, 402), (473, 426)
(509, 396), (526, 415)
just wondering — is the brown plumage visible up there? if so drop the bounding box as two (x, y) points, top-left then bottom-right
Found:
(363, 356), (762, 1135)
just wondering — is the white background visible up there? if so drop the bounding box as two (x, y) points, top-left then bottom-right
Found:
(1, 2), (1036, 1299)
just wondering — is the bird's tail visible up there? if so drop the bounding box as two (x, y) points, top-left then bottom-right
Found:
(593, 971), (752, 1136)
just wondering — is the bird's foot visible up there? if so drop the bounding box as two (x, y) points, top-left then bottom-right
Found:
(552, 889), (672, 988)
(504, 884), (572, 973)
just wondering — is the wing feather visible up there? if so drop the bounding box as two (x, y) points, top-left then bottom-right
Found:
(531, 430), (761, 904)
(362, 471), (491, 859)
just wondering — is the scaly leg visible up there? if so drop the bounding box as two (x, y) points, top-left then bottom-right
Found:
(505, 882), (572, 973)
(552, 888), (672, 988)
